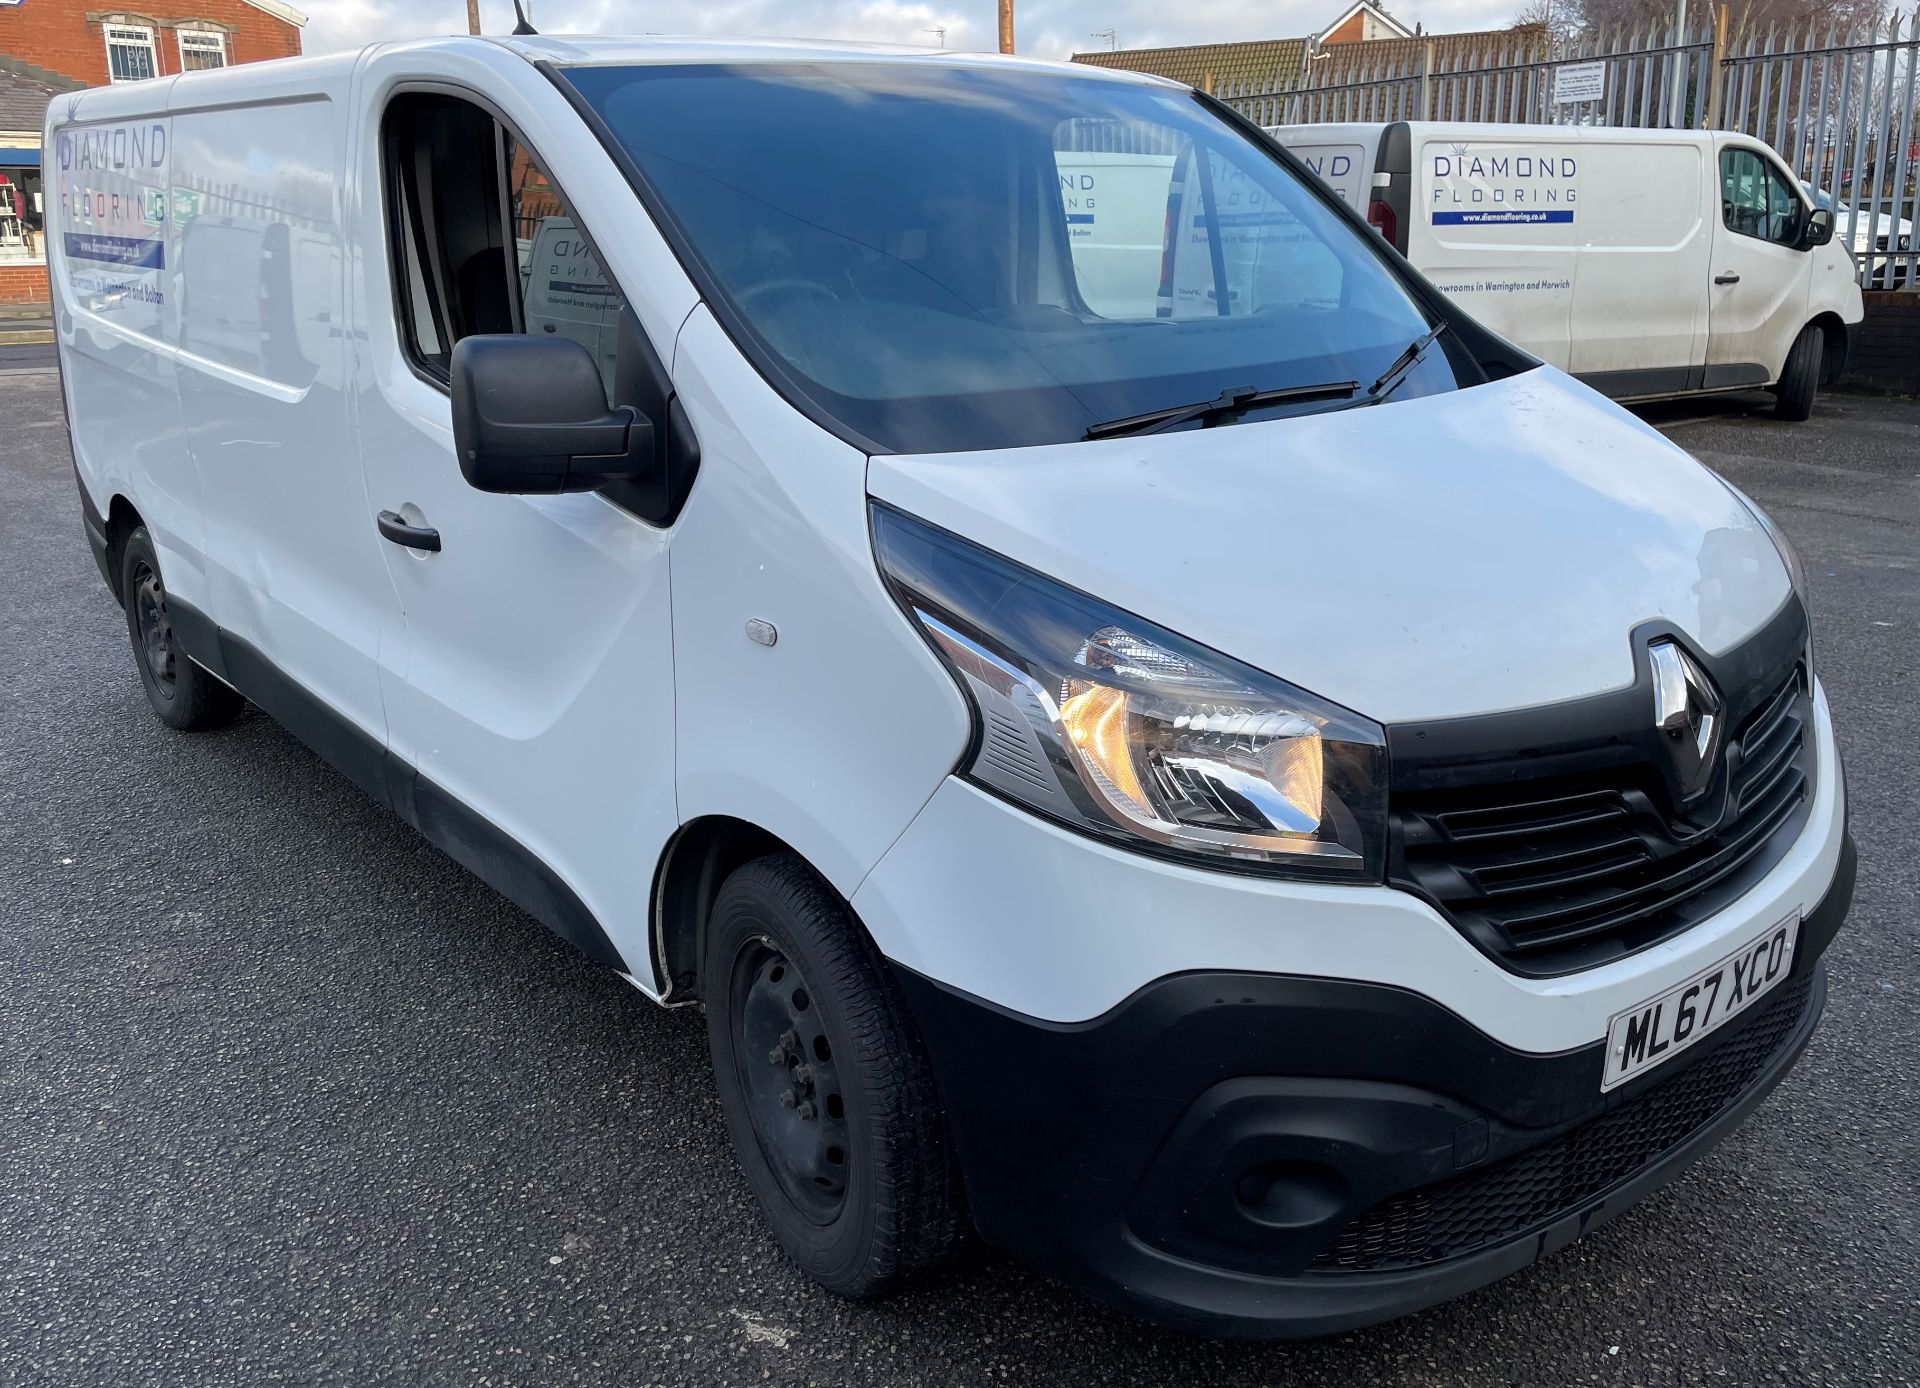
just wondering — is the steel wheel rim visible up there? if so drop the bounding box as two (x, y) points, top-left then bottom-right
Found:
(730, 936), (852, 1224)
(131, 561), (176, 696)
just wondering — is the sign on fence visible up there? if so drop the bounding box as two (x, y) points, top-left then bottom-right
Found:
(1552, 61), (1607, 106)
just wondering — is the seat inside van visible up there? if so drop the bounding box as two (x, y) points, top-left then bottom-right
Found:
(387, 95), (520, 356)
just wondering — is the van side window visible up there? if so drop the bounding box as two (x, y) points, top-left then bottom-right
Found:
(504, 137), (625, 394)
(383, 94), (621, 396)
(393, 172), (446, 361)
(1720, 148), (1802, 247)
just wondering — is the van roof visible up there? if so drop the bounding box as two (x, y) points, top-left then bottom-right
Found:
(39, 33), (1184, 129)
(492, 33), (1173, 84)
(1267, 119), (1730, 147)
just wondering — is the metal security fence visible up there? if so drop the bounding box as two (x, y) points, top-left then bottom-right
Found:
(1721, 16), (1919, 285)
(1219, 28), (1714, 129)
(1214, 8), (1920, 288)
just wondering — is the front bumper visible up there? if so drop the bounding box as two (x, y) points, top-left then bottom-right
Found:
(893, 832), (1854, 1339)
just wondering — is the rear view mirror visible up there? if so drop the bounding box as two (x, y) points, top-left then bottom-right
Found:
(450, 335), (654, 494)
(1801, 206), (1835, 249)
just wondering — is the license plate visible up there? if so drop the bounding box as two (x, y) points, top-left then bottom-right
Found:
(1600, 915), (1800, 1092)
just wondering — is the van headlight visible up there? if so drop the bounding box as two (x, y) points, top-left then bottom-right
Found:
(1716, 475), (1815, 679)
(1720, 478), (1807, 601)
(873, 504), (1387, 881)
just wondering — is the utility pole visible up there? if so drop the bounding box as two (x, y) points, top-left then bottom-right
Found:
(1671, 0), (1687, 126)
(467, 0), (482, 35)
(999, 0), (1014, 54)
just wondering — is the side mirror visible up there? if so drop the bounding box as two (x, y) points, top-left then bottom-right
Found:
(450, 335), (655, 494)
(1801, 206), (1835, 249)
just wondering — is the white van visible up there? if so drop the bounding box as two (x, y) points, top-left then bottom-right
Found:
(50, 39), (1854, 1339)
(1056, 143), (1348, 319)
(1266, 121), (1864, 418)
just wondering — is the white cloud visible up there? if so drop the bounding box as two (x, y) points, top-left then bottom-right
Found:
(301, 0), (1524, 60)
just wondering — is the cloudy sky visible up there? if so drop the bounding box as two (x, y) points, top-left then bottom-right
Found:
(301, 0), (1526, 62)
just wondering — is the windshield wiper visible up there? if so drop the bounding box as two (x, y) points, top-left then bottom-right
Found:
(1083, 379), (1360, 441)
(1360, 320), (1449, 406)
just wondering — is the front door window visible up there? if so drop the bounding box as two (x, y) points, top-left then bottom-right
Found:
(1720, 148), (1803, 247)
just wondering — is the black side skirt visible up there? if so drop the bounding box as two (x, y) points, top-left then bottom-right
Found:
(166, 596), (632, 974)
(1578, 362), (1773, 400)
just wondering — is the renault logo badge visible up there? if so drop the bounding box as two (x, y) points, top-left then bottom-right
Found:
(1650, 640), (1721, 796)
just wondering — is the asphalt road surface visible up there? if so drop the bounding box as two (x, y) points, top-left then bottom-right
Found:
(3, 361), (1916, 1387)
(0, 341), (54, 371)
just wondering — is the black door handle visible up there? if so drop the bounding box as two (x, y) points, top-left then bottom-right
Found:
(377, 510), (441, 552)
(1714, 272), (1742, 285)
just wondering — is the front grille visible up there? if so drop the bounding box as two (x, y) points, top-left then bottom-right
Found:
(1393, 663), (1812, 974)
(1310, 976), (1813, 1273)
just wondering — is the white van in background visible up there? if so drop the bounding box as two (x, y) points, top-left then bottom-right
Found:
(519, 215), (622, 382)
(1266, 121), (1863, 418)
(1056, 143), (1353, 318)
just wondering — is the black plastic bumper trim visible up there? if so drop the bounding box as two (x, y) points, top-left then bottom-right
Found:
(893, 831), (1854, 1338)
(75, 474), (116, 599)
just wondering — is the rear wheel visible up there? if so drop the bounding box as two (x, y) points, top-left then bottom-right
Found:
(1774, 325), (1823, 422)
(120, 527), (243, 732)
(701, 853), (966, 1298)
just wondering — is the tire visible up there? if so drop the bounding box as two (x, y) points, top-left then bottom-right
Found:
(701, 853), (966, 1298)
(1774, 325), (1823, 422)
(120, 526), (244, 732)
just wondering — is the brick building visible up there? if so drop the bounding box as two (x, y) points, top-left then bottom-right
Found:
(1317, 0), (1417, 45)
(0, 0), (306, 302)
(1072, 2), (1536, 95)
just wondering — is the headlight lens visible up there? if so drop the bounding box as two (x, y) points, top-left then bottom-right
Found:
(1716, 475), (1814, 680)
(1739, 489), (1806, 599)
(873, 504), (1387, 880)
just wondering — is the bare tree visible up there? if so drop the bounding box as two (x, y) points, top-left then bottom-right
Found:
(1509, 0), (1577, 47)
(1559, 0), (1883, 36)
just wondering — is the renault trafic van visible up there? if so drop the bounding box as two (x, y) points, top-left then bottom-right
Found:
(1266, 121), (1863, 418)
(49, 38), (1854, 1339)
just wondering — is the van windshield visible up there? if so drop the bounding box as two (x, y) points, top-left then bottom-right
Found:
(562, 62), (1466, 453)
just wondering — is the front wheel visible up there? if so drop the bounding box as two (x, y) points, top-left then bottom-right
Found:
(701, 853), (966, 1298)
(119, 527), (243, 732)
(1774, 325), (1824, 422)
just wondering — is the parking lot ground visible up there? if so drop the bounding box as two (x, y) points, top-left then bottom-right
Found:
(2, 369), (1917, 1388)
(0, 341), (53, 369)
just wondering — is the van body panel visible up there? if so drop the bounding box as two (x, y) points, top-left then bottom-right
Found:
(867, 366), (1789, 725)
(165, 79), (393, 752)
(345, 42), (704, 977)
(1275, 129), (1370, 207)
(668, 306), (972, 899)
(1405, 125), (1576, 367)
(44, 83), (205, 608)
(1563, 129), (1710, 377)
